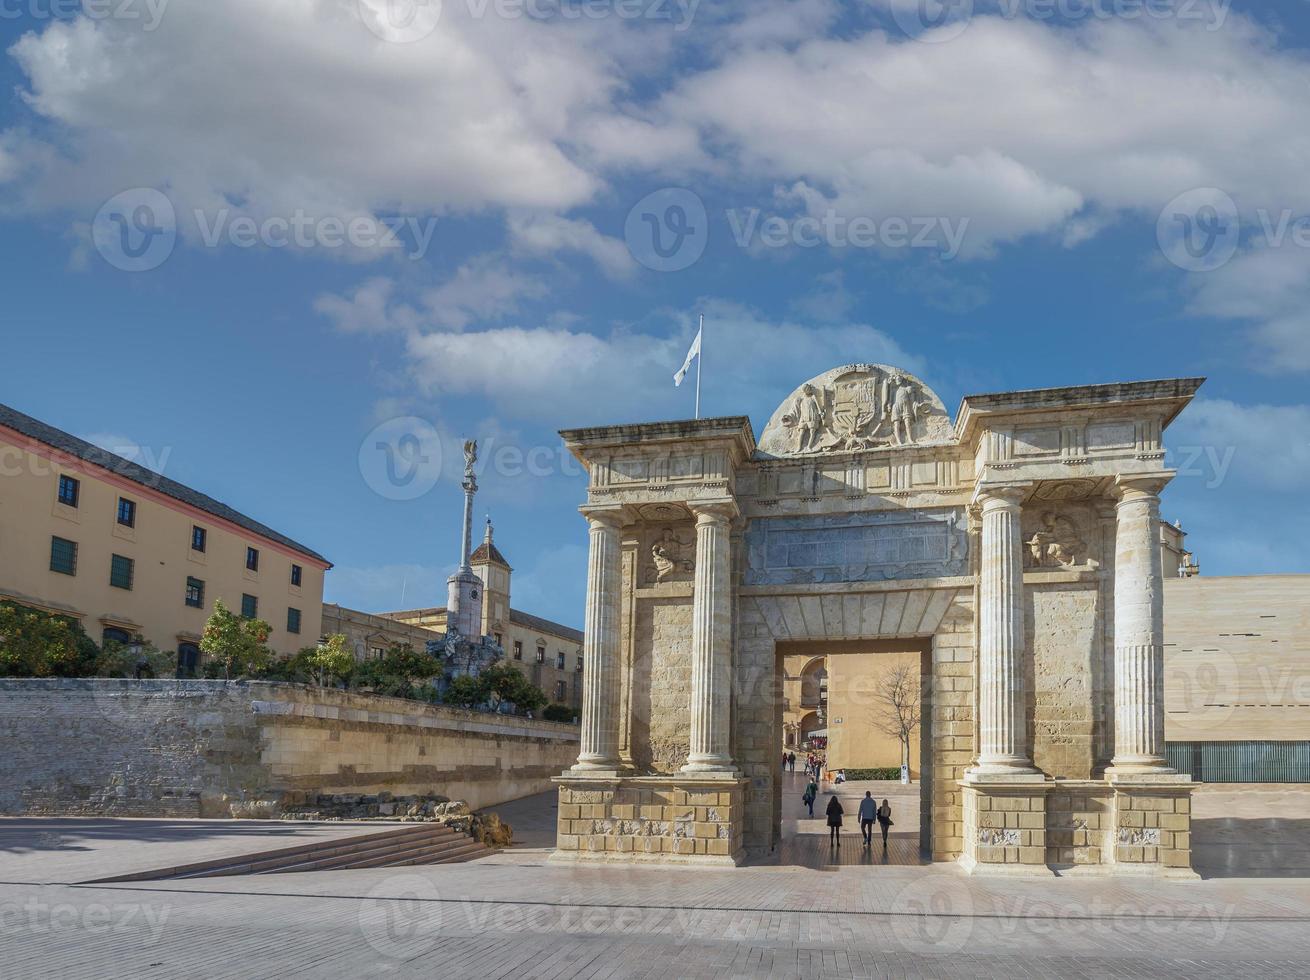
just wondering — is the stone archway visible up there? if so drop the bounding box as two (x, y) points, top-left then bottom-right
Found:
(734, 583), (976, 861)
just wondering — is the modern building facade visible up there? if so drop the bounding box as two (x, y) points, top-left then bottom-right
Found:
(0, 403), (330, 665)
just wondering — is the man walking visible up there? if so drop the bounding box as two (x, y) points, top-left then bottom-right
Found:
(858, 791), (877, 847)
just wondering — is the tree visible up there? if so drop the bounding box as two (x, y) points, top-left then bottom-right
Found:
(95, 637), (174, 678)
(870, 664), (922, 776)
(353, 643), (442, 698)
(307, 634), (355, 687)
(482, 662), (547, 713)
(0, 601), (98, 677)
(200, 599), (273, 679)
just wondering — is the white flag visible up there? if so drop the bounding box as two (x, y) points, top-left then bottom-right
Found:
(673, 325), (701, 387)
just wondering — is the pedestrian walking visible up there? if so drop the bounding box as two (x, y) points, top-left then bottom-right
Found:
(788, 751), (796, 772)
(877, 798), (894, 848)
(826, 795), (844, 847)
(803, 778), (817, 817)
(858, 790), (877, 846)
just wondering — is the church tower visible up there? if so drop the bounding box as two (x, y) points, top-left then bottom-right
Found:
(470, 518), (512, 640)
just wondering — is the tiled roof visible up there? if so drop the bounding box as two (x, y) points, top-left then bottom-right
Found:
(510, 608), (583, 645)
(0, 401), (329, 565)
(469, 540), (510, 567)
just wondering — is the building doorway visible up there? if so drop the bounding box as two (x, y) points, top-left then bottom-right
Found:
(777, 638), (931, 868)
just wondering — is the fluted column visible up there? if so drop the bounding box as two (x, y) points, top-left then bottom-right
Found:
(1109, 476), (1173, 774)
(571, 507), (626, 772)
(971, 484), (1038, 776)
(683, 500), (737, 773)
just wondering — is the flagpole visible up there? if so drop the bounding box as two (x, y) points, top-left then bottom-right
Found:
(694, 313), (703, 419)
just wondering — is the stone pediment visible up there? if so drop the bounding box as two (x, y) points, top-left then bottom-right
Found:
(756, 364), (955, 459)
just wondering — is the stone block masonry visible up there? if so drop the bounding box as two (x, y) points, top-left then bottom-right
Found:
(0, 679), (579, 818)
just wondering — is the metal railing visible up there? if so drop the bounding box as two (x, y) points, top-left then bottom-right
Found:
(1166, 740), (1310, 783)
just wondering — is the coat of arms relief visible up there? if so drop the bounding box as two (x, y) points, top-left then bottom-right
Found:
(758, 364), (954, 458)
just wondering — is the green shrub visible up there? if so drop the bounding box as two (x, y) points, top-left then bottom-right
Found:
(0, 601), (99, 677)
(542, 703), (576, 723)
(841, 767), (903, 781)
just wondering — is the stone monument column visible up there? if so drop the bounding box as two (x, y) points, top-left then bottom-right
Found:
(971, 484), (1038, 776)
(683, 500), (737, 773)
(571, 507), (626, 773)
(1109, 475), (1172, 773)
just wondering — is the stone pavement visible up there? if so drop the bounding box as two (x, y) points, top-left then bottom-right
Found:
(2, 783), (1309, 979)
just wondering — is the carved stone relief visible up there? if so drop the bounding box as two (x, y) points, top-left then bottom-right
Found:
(1023, 510), (1098, 570)
(644, 526), (695, 584)
(757, 364), (955, 458)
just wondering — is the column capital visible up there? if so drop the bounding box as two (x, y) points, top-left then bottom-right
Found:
(579, 504), (632, 530)
(688, 498), (738, 525)
(1113, 472), (1173, 504)
(971, 482), (1031, 511)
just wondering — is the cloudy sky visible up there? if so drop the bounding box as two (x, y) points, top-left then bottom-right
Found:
(3, 0), (1308, 626)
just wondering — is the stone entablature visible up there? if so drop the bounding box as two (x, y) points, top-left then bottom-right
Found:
(555, 366), (1204, 876)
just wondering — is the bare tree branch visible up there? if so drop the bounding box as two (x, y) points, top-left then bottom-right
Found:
(870, 664), (922, 770)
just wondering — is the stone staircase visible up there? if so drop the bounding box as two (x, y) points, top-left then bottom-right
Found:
(89, 824), (490, 882)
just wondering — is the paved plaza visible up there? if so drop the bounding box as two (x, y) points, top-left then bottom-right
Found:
(2, 781), (1309, 979)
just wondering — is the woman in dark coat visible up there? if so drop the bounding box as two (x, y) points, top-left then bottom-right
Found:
(825, 795), (844, 847)
(877, 798), (894, 848)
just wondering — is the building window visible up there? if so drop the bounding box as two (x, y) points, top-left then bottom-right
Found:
(576, 655), (583, 672)
(176, 642), (201, 679)
(117, 497), (136, 528)
(370, 646), (385, 660)
(185, 576), (205, 608)
(49, 536), (78, 575)
(110, 554), (134, 590)
(555, 680), (567, 702)
(536, 645), (546, 664)
(287, 607), (302, 634)
(241, 594), (258, 619)
(246, 547), (259, 571)
(556, 651), (565, 670)
(57, 474), (80, 507)
(290, 563), (302, 587)
(493, 632), (503, 648)
(102, 627), (132, 647)
(192, 526), (207, 552)
(513, 641), (523, 661)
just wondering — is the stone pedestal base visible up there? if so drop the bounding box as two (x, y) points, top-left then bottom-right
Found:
(960, 774), (1197, 877)
(960, 778), (1053, 875)
(1107, 772), (1198, 878)
(550, 774), (747, 866)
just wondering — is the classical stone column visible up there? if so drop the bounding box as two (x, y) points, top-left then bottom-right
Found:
(571, 507), (626, 773)
(683, 500), (737, 773)
(1109, 476), (1172, 774)
(971, 484), (1038, 776)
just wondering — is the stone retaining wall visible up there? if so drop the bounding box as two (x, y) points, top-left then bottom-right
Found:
(0, 679), (578, 818)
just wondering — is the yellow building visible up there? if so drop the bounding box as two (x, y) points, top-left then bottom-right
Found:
(0, 402), (330, 668)
(374, 521), (584, 709)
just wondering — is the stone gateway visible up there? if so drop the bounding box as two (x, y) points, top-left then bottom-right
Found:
(552, 365), (1202, 876)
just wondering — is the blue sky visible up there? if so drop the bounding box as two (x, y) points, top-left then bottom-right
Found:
(2, 0), (1309, 628)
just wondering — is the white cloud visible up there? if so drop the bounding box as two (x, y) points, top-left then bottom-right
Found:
(507, 212), (636, 279)
(1168, 398), (1310, 494)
